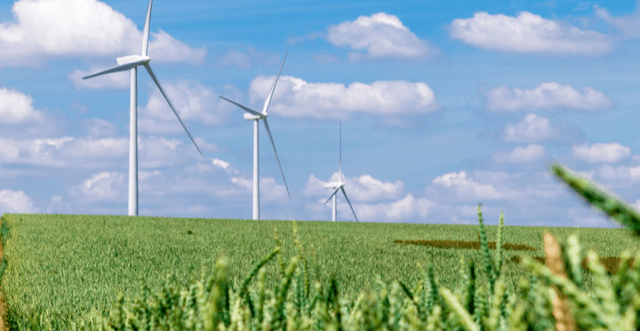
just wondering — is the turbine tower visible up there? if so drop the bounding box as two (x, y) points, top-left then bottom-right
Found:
(82, 0), (202, 216)
(219, 52), (291, 220)
(324, 121), (359, 222)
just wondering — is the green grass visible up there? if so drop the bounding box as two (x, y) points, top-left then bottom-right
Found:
(2, 213), (640, 328)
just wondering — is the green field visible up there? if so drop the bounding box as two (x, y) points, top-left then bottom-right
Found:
(2, 213), (640, 328)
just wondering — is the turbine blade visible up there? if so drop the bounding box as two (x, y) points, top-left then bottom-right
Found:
(141, 0), (154, 56)
(339, 120), (342, 182)
(82, 62), (140, 80)
(324, 187), (340, 205)
(262, 117), (291, 199)
(144, 64), (203, 156)
(262, 51), (287, 114)
(219, 96), (263, 117)
(341, 187), (359, 222)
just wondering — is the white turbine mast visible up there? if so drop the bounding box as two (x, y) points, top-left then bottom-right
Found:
(219, 52), (291, 220)
(82, 0), (202, 216)
(324, 121), (359, 222)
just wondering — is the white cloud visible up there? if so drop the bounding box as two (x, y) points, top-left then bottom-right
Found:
(84, 118), (119, 137)
(448, 11), (612, 55)
(214, 47), (280, 69)
(249, 75), (439, 119)
(147, 29), (207, 65)
(194, 137), (223, 153)
(572, 142), (631, 163)
(0, 0), (206, 67)
(432, 171), (518, 200)
(0, 134), (201, 170)
(0, 136), (128, 167)
(484, 82), (613, 112)
(302, 173), (404, 202)
(139, 170), (161, 182)
(63, 137), (128, 158)
(0, 87), (44, 123)
(212, 158), (231, 170)
(140, 80), (239, 133)
(600, 164), (640, 182)
(231, 176), (252, 191)
(138, 135), (196, 168)
(326, 12), (440, 61)
(354, 194), (436, 222)
(504, 113), (558, 142)
(492, 144), (546, 163)
(595, 4), (640, 38)
(74, 171), (126, 202)
(0, 189), (38, 213)
(231, 176), (289, 203)
(69, 66), (129, 89)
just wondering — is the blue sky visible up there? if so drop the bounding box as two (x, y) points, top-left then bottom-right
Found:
(0, 0), (639, 227)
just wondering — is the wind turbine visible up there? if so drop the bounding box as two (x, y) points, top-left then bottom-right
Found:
(324, 121), (359, 222)
(219, 52), (291, 220)
(82, 0), (202, 216)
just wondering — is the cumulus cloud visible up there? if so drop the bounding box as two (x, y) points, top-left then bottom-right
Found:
(73, 171), (126, 202)
(0, 189), (38, 213)
(572, 142), (631, 163)
(0, 0), (206, 67)
(214, 47), (280, 69)
(140, 80), (240, 133)
(0, 134), (214, 170)
(0, 136), (128, 167)
(448, 11), (612, 55)
(484, 82), (613, 112)
(354, 194), (436, 222)
(147, 29), (207, 65)
(138, 135), (205, 168)
(302, 173), (404, 202)
(249, 75), (439, 119)
(504, 114), (557, 142)
(432, 171), (527, 200)
(326, 12), (441, 61)
(600, 164), (640, 181)
(492, 144), (546, 163)
(231, 176), (289, 203)
(211, 158), (240, 176)
(0, 87), (44, 123)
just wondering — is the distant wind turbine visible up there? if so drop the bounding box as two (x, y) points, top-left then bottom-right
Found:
(219, 52), (291, 220)
(82, 0), (202, 216)
(324, 121), (359, 222)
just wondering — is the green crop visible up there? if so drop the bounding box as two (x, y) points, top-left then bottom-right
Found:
(3, 160), (640, 329)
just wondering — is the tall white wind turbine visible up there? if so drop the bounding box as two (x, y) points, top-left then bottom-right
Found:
(219, 52), (291, 220)
(324, 121), (359, 222)
(82, 0), (202, 216)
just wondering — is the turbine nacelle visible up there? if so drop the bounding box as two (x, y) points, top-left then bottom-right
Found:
(117, 55), (151, 65)
(244, 113), (266, 121)
(324, 182), (342, 189)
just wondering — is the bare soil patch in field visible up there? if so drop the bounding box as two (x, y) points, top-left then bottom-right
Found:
(509, 255), (631, 275)
(395, 239), (628, 274)
(394, 239), (536, 251)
